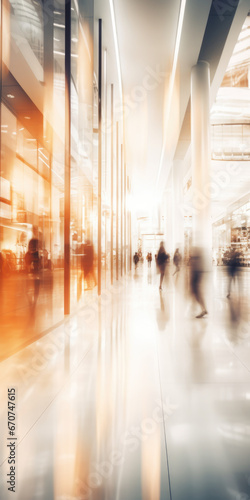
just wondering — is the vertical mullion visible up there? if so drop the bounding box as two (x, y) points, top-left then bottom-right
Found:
(97, 19), (102, 296)
(64, 0), (71, 314)
(110, 84), (114, 285)
(121, 144), (123, 276)
(116, 122), (119, 280)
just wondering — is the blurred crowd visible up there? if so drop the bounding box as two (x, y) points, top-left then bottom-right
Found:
(133, 242), (246, 320)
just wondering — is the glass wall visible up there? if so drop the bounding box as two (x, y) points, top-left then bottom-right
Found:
(211, 14), (250, 263)
(0, 0), (127, 359)
(0, 0), (95, 358)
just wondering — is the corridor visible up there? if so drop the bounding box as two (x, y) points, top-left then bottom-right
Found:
(0, 263), (250, 500)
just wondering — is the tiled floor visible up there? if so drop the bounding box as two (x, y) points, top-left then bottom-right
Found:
(0, 263), (250, 499)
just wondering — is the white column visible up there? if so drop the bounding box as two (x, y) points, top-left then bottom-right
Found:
(165, 182), (174, 256)
(172, 161), (184, 253)
(191, 60), (212, 259)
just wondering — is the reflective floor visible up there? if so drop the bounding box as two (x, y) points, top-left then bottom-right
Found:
(0, 263), (250, 500)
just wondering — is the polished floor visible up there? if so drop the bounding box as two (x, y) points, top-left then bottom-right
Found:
(0, 263), (250, 500)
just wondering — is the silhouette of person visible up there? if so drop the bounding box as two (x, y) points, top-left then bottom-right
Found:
(173, 248), (182, 276)
(156, 242), (169, 290)
(82, 239), (96, 290)
(146, 252), (152, 268)
(133, 252), (139, 270)
(25, 235), (41, 306)
(190, 247), (208, 318)
(227, 247), (240, 299)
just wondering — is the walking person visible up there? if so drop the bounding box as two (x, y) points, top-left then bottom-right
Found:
(156, 242), (169, 290)
(226, 247), (240, 299)
(146, 252), (152, 268)
(173, 248), (182, 276)
(82, 239), (96, 290)
(190, 247), (208, 318)
(25, 234), (41, 307)
(133, 252), (139, 270)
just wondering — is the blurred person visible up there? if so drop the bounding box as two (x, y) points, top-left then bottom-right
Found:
(173, 248), (182, 276)
(190, 247), (208, 318)
(226, 247), (240, 299)
(82, 239), (96, 290)
(156, 241), (169, 290)
(25, 235), (41, 306)
(146, 252), (152, 268)
(133, 251), (139, 270)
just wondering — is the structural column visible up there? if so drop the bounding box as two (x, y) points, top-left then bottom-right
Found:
(120, 144), (123, 276)
(64, 0), (71, 315)
(43, 0), (54, 261)
(98, 19), (102, 295)
(116, 122), (119, 280)
(0, 0), (2, 250)
(124, 162), (127, 274)
(164, 183), (173, 255)
(172, 161), (184, 252)
(191, 60), (212, 256)
(110, 84), (114, 284)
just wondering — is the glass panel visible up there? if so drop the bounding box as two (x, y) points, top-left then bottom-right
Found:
(9, 0), (44, 79)
(17, 125), (37, 168)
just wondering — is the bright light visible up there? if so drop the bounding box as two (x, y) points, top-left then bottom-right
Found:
(129, 189), (158, 215)
(53, 23), (65, 29)
(109, 0), (123, 101)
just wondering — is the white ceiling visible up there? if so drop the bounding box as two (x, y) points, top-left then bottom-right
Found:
(113, 0), (180, 197)
(94, 0), (250, 221)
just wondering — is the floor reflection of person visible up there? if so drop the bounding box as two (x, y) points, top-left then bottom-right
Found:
(82, 239), (96, 290)
(190, 247), (208, 318)
(156, 242), (169, 290)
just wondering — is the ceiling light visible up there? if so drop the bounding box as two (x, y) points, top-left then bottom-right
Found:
(54, 11), (61, 15)
(53, 23), (65, 28)
(24, 116), (31, 119)
(156, 0), (187, 189)
(53, 50), (64, 56)
(7, 94), (15, 98)
(109, 0), (122, 101)
(71, 37), (78, 42)
(39, 156), (49, 169)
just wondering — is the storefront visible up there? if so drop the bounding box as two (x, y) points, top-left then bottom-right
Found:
(213, 199), (250, 266)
